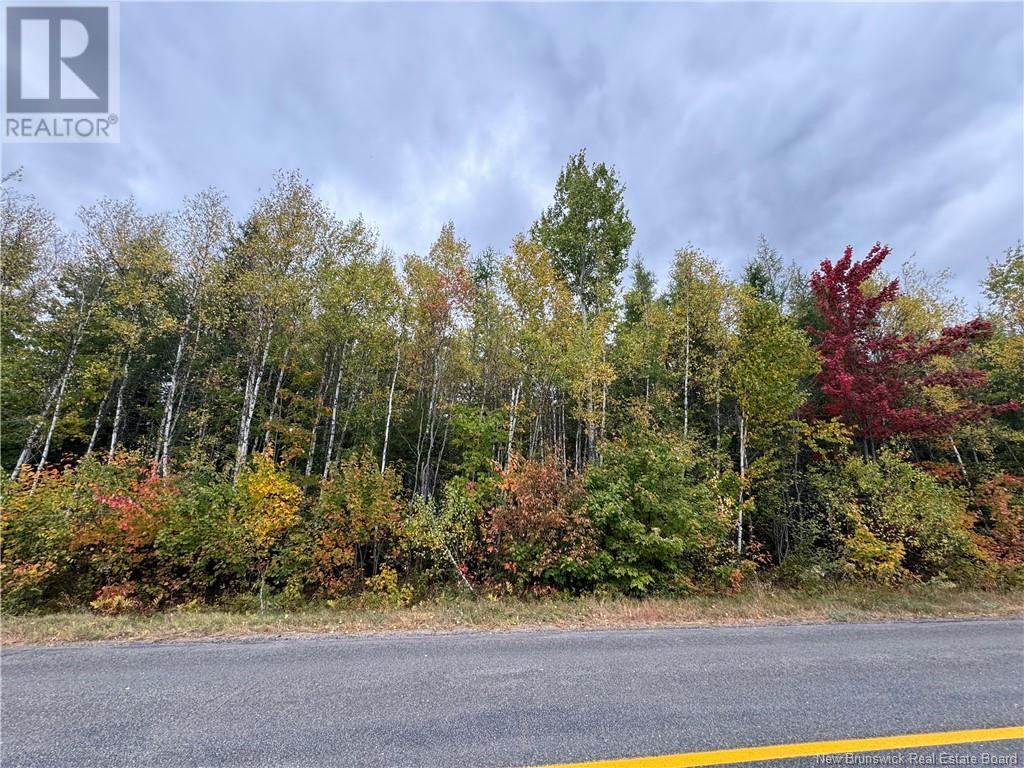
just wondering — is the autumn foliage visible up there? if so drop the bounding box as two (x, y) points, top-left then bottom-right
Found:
(489, 456), (596, 591)
(810, 244), (1018, 448)
(3, 162), (1023, 613)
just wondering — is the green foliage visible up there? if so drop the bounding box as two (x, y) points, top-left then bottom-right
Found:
(733, 296), (819, 436)
(583, 415), (733, 594)
(155, 468), (247, 600)
(842, 525), (906, 584)
(808, 449), (978, 582)
(401, 477), (485, 587)
(307, 449), (403, 595)
(531, 149), (635, 316)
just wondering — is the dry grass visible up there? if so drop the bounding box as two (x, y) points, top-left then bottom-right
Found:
(4, 584), (1021, 646)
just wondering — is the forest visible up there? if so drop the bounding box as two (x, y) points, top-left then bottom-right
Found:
(2, 152), (1022, 615)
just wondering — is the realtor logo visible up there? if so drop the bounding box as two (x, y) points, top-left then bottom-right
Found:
(3, 3), (120, 142)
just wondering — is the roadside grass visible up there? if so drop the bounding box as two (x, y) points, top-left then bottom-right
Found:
(4, 583), (1021, 645)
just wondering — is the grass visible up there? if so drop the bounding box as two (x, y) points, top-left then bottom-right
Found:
(4, 583), (1022, 645)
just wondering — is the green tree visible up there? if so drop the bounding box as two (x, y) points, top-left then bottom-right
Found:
(665, 246), (734, 453)
(731, 295), (818, 553)
(531, 149), (635, 319)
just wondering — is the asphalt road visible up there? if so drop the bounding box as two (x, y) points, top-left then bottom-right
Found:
(3, 619), (1022, 768)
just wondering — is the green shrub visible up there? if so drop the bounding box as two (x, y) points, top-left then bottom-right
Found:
(807, 448), (978, 583)
(307, 449), (403, 595)
(583, 419), (732, 594)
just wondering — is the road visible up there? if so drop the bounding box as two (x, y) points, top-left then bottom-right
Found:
(2, 619), (1022, 768)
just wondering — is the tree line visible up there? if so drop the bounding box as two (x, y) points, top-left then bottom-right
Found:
(2, 153), (1022, 613)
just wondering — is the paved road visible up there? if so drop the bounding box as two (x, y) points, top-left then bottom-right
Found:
(3, 619), (1022, 768)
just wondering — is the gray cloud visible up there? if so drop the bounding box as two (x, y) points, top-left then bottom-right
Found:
(4, 1), (1021, 303)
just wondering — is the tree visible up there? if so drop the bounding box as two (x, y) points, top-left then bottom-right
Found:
(226, 172), (326, 480)
(75, 199), (174, 460)
(665, 246), (733, 452)
(531, 149), (635, 320)
(235, 449), (301, 610)
(155, 189), (232, 476)
(612, 261), (672, 416)
(810, 243), (1017, 457)
(731, 294), (818, 553)
(981, 244), (1024, 473)
(403, 223), (474, 497)
(501, 235), (582, 468)
(1, 185), (63, 470)
(532, 150), (635, 464)
(743, 235), (787, 308)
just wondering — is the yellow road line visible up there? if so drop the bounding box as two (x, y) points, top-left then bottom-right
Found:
(529, 725), (1024, 768)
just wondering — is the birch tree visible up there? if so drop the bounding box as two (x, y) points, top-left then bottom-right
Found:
(227, 172), (325, 481)
(666, 247), (733, 453)
(155, 189), (232, 475)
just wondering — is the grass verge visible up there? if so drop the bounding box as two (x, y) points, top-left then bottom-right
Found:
(4, 584), (1021, 646)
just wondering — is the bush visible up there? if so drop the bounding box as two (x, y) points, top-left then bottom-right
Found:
(234, 449), (303, 608)
(842, 524), (906, 584)
(401, 477), (484, 588)
(489, 456), (596, 592)
(90, 583), (143, 615)
(583, 420), (733, 594)
(971, 473), (1024, 567)
(307, 449), (403, 596)
(154, 468), (247, 602)
(2, 453), (172, 611)
(807, 448), (979, 583)
(967, 473), (1024, 588)
(1, 467), (79, 611)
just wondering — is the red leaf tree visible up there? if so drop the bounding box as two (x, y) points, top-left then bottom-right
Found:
(810, 243), (1017, 454)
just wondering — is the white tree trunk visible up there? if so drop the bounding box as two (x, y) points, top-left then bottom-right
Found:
(156, 314), (191, 476)
(306, 348), (334, 476)
(950, 437), (968, 481)
(417, 353), (442, 497)
(506, 380), (521, 470)
(233, 322), (272, 482)
(18, 279), (100, 481)
(11, 378), (61, 479)
(321, 346), (346, 480)
(737, 408), (747, 554)
(31, 362), (74, 488)
(263, 346), (290, 450)
(108, 349), (133, 460)
(87, 373), (117, 457)
(380, 342), (401, 474)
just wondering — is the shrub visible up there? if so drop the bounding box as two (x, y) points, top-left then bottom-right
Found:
(154, 468), (247, 602)
(1, 561), (61, 613)
(307, 449), (403, 596)
(843, 524), (906, 584)
(235, 449), (302, 608)
(90, 583), (143, 615)
(807, 448), (978, 583)
(583, 420), (732, 594)
(401, 477), (483, 588)
(971, 473), (1024, 567)
(360, 565), (414, 608)
(489, 456), (596, 592)
(1, 468), (79, 611)
(1, 452), (173, 611)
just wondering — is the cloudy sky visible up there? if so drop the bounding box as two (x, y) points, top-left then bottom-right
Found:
(4, 1), (1022, 302)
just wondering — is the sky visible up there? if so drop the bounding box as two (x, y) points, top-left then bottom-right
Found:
(3, 1), (1022, 304)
